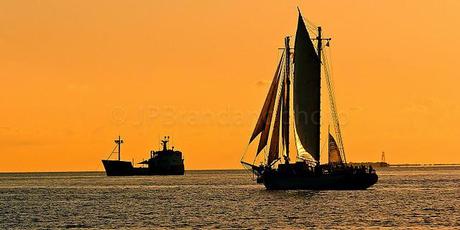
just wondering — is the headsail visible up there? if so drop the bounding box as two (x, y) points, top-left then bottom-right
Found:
(249, 54), (283, 144)
(257, 93), (277, 154)
(328, 133), (343, 164)
(293, 13), (321, 161)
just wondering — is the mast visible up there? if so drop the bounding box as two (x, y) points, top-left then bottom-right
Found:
(115, 136), (123, 161)
(317, 27), (323, 63)
(162, 136), (170, 151)
(316, 27), (322, 165)
(284, 36), (291, 164)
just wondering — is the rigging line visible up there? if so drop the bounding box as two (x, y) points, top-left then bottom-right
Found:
(322, 53), (340, 142)
(239, 142), (251, 163)
(262, 147), (268, 163)
(322, 49), (347, 163)
(252, 151), (258, 166)
(241, 164), (256, 179)
(106, 145), (118, 160)
(325, 39), (335, 79)
(325, 73), (342, 155)
(305, 18), (318, 28)
(307, 26), (318, 35)
(303, 17), (318, 31)
(299, 14), (318, 36)
(250, 155), (258, 181)
(320, 133), (328, 160)
(241, 159), (257, 181)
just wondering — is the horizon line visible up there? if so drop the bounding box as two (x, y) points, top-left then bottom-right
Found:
(2, 163), (460, 174)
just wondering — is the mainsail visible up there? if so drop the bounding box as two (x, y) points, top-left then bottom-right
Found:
(293, 13), (321, 161)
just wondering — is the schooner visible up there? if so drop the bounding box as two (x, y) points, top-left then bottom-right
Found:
(241, 10), (378, 190)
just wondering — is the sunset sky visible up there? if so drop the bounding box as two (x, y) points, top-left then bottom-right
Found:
(1, 0), (460, 172)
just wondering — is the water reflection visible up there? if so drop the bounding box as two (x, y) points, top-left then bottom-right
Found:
(0, 168), (458, 229)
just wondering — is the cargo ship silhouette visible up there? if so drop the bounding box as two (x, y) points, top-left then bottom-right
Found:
(102, 136), (184, 176)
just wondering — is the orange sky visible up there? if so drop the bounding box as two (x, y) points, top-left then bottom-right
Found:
(1, 0), (460, 172)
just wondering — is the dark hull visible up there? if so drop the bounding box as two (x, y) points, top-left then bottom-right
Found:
(262, 172), (378, 190)
(102, 160), (184, 176)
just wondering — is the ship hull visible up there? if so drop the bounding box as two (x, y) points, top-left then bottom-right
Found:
(102, 160), (184, 176)
(262, 172), (378, 190)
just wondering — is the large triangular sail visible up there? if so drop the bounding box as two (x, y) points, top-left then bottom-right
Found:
(293, 13), (321, 162)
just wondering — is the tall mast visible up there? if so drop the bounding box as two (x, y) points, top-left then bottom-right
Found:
(284, 36), (291, 164)
(316, 27), (322, 165)
(317, 27), (323, 63)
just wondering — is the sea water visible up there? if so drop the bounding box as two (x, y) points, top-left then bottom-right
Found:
(0, 167), (459, 229)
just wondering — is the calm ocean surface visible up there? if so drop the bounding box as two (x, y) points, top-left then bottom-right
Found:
(0, 167), (459, 229)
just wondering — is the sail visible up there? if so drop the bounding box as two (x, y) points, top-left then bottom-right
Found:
(293, 13), (321, 161)
(256, 59), (283, 154)
(257, 96), (276, 154)
(328, 133), (343, 164)
(267, 84), (283, 165)
(250, 55), (283, 143)
(294, 126), (316, 162)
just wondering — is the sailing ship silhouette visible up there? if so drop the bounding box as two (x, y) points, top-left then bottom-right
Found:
(241, 10), (378, 190)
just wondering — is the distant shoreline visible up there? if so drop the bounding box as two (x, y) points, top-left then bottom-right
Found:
(349, 162), (460, 167)
(389, 163), (460, 167)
